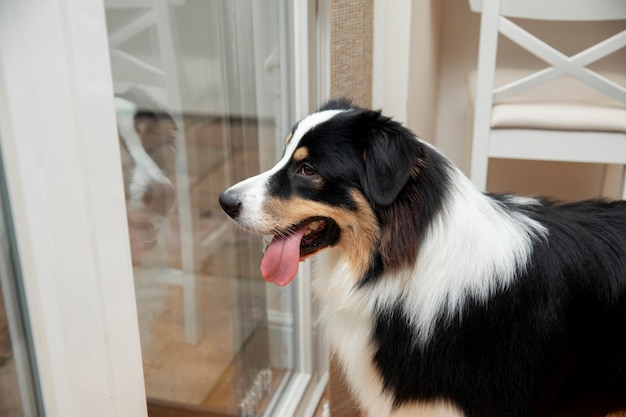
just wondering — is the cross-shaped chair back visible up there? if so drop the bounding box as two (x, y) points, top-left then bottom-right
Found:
(468, 0), (626, 198)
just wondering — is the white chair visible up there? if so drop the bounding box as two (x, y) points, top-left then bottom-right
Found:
(468, 0), (626, 199)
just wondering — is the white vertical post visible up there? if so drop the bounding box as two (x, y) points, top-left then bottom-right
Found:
(372, 0), (412, 124)
(0, 0), (147, 416)
(469, 0), (502, 190)
(293, 0), (315, 375)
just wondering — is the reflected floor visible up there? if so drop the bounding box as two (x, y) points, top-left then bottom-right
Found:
(134, 116), (284, 416)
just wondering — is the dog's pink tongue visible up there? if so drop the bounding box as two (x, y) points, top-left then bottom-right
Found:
(261, 225), (307, 286)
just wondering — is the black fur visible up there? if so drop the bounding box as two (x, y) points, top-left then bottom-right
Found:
(372, 198), (626, 417)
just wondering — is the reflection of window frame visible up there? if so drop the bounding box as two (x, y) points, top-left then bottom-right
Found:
(0, 147), (44, 417)
(0, 0), (330, 416)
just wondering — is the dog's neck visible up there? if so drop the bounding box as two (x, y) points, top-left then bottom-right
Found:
(315, 164), (547, 346)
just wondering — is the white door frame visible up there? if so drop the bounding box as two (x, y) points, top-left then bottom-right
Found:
(0, 0), (147, 416)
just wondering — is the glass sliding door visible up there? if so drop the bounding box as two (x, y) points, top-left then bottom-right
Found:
(0, 0), (326, 415)
(104, 1), (326, 416)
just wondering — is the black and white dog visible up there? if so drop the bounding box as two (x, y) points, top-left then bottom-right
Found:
(116, 89), (177, 265)
(219, 99), (626, 417)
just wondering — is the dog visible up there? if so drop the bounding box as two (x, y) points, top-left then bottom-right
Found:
(219, 99), (626, 417)
(116, 89), (177, 265)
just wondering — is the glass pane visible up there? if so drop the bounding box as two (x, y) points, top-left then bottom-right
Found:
(0, 142), (42, 416)
(104, 1), (307, 415)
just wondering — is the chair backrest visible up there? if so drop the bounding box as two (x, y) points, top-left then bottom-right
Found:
(470, 0), (626, 106)
(469, 0), (626, 21)
(469, 0), (626, 189)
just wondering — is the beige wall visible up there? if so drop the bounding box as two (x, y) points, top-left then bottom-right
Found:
(407, 0), (444, 142)
(371, 0), (443, 142)
(372, 0), (412, 122)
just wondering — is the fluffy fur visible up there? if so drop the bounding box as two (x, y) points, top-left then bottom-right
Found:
(219, 99), (626, 417)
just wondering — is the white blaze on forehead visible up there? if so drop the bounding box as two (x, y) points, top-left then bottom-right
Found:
(279, 109), (346, 170)
(222, 109), (346, 231)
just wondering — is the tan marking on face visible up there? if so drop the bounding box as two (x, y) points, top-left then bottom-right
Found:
(293, 146), (309, 163)
(261, 189), (380, 282)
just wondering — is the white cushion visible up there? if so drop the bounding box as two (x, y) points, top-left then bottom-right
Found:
(467, 69), (626, 133)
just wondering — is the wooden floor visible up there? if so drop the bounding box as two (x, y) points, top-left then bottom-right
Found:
(138, 116), (298, 416)
(0, 357), (23, 417)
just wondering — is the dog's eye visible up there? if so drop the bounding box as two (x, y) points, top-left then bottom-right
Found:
(298, 163), (318, 177)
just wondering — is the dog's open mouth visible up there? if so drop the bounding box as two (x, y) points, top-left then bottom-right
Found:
(261, 217), (338, 286)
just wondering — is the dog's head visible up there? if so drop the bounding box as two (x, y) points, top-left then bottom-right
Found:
(117, 90), (177, 265)
(219, 99), (447, 286)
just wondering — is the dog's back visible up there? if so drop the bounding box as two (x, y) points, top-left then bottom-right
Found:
(516, 199), (626, 415)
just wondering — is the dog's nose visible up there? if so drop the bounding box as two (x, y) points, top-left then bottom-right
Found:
(143, 181), (176, 216)
(219, 191), (241, 219)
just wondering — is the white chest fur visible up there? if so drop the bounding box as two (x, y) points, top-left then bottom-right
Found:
(314, 260), (465, 417)
(312, 259), (391, 415)
(325, 303), (393, 416)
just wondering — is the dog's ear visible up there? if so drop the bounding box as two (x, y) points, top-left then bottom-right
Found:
(359, 112), (420, 206)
